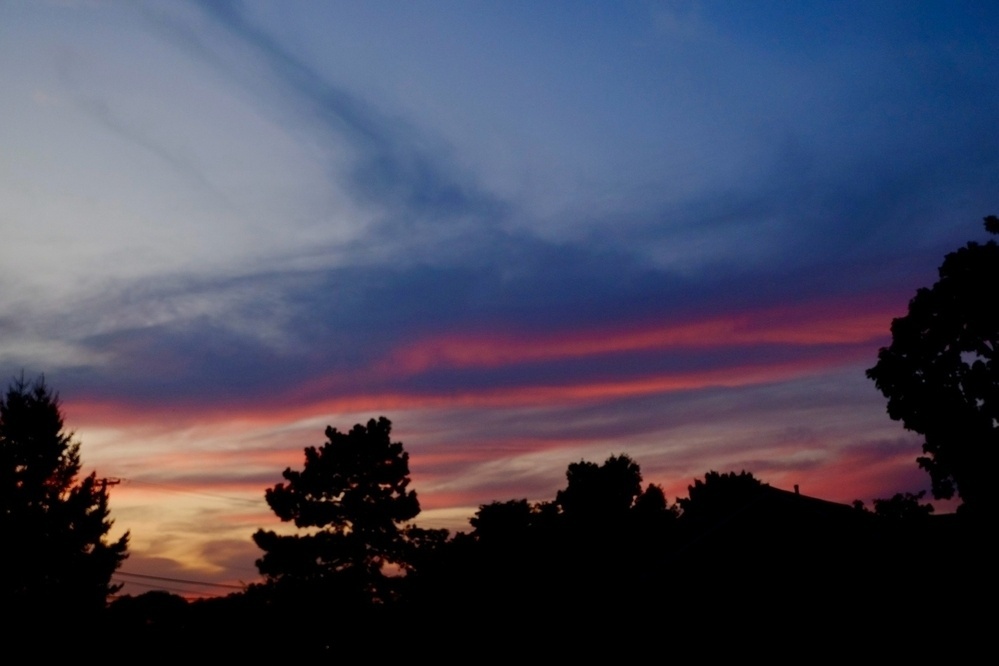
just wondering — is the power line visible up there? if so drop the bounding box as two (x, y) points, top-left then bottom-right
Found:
(115, 569), (248, 590)
(113, 477), (266, 508)
(110, 578), (221, 601)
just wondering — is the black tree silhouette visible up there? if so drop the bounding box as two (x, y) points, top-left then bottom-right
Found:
(0, 376), (129, 616)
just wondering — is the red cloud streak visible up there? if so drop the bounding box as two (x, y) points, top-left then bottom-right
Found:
(270, 295), (894, 420)
(379, 296), (894, 374)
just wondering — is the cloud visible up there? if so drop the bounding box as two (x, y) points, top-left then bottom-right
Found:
(380, 297), (891, 374)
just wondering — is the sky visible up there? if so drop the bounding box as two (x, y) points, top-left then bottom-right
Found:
(2, 0), (998, 598)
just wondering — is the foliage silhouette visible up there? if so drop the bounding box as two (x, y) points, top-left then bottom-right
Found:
(469, 498), (538, 541)
(556, 454), (643, 523)
(162, 444), (994, 656)
(633, 482), (669, 515)
(0, 376), (129, 615)
(253, 416), (420, 604)
(872, 491), (935, 521)
(867, 216), (999, 516)
(429, 454), (680, 627)
(677, 469), (766, 524)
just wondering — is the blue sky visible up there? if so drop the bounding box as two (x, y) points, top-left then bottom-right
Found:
(1, 1), (997, 596)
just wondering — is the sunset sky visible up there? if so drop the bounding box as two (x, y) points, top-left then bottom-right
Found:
(2, 1), (998, 598)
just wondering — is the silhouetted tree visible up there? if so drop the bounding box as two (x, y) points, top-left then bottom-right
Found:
(677, 470), (766, 525)
(632, 482), (679, 526)
(108, 590), (190, 645)
(470, 499), (537, 542)
(253, 417), (420, 604)
(556, 454), (643, 524)
(872, 491), (935, 521)
(0, 376), (129, 616)
(867, 216), (999, 517)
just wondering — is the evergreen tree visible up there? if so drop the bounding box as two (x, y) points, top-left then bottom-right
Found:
(0, 376), (129, 615)
(253, 417), (420, 605)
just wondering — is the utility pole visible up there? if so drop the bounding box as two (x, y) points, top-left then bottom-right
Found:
(97, 477), (122, 493)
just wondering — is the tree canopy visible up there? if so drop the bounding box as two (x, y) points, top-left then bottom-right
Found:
(677, 470), (766, 524)
(867, 216), (999, 517)
(0, 376), (128, 615)
(556, 454), (644, 523)
(253, 417), (420, 603)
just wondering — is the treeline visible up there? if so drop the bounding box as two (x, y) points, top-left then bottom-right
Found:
(1, 380), (992, 657)
(108, 419), (987, 658)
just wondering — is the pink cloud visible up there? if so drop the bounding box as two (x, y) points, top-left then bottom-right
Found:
(64, 292), (898, 432)
(378, 294), (895, 374)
